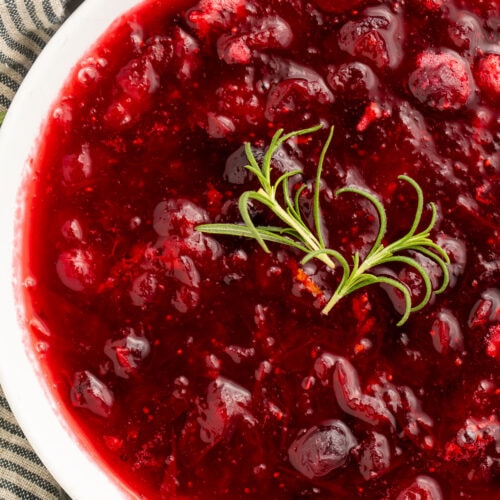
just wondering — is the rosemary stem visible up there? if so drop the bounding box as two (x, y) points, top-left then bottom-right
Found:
(260, 189), (337, 269)
(322, 239), (399, 314)
(197, 125), (450, 325)
(322, 291), (342, 315)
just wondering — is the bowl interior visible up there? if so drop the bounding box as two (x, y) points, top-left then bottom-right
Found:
(0, 1), (143, 498)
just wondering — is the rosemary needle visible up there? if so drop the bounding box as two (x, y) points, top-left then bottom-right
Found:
(197, 125), (450, 325)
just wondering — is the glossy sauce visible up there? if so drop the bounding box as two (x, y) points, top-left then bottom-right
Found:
(26, 0), (499, 498)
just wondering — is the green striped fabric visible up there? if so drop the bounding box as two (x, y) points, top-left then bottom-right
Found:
(0, 2), (81, 498)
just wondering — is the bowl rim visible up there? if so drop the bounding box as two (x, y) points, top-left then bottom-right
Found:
(0, 0), (144, 498)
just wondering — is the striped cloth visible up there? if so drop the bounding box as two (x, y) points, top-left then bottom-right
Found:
(0, 2), (81, 498)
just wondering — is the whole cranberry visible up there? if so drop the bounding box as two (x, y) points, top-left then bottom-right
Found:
(153, 199), (209, 238)
(56, 248), (98, 292)
(396, 475), (443, 500)
(288, 420), (357, 478)
(475, 54), (500, 102)
(327, 62), (379, 101)
(409, 50), (473, 110)
(70, 371), (114, 418)
(338, 7), (404, 70)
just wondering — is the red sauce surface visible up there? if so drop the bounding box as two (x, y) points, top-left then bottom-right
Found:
(25, 0), (499, 498)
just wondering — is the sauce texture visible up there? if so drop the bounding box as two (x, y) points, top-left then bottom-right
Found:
(26, 0), (499, 498)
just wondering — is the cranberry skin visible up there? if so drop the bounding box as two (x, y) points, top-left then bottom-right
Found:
(70, 371), (114, 418)
(245, 16), (293, 51)
(116, 57), (160, 100)
(186, 0), (246, 38)
(356, 431), (391, 480)
(338, 7), (404, 70)
(56, 248), (98, 292)
(206, 112), (235, 138)
(262, 58), (333, 121)
(217, 15), (293, 65)
(153, 199), (209, 238)
(327, 62), (379, 102)
(435, 233), (467, 288)
(143, 35), (174, 72)
(485, 324), (500, 361)
(172, 27), (201, 81)
(104, 328), (150, 379)
(396, 475), (443, 500)
(475, 54), (500, 102)
(445, 416), (500, 477)
(371, 380), (434, 450)
(288, 420), (357, 479)
(333, 357), (396, 428)
(224, 144), (254, 184)
(197, 377), (256, 445)
(172, 285), (199, 313)
(468, 289), (500, 361)
(468, 289), (500, 328)
(104, 56), (160, 130)
(448, 12), (484, 52)
(129, 271), (159, 307)
(61, 218), (84, 242)
(173, 255), (201, 288)
(264, 70), (333, 122)
(409, 50), (473, 110)
(265, 79), (313, 120)
(183, 232), (223, 263)
(311, 0), (363, 13)
(61, 144), (92, 185)
(217, 36), (252, 65)
(430, 309), (464, 355)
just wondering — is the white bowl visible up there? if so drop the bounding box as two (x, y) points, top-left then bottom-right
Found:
(0, 1), (144, 498)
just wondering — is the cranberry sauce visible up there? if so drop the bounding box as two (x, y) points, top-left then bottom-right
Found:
(25, 0), (498, 498)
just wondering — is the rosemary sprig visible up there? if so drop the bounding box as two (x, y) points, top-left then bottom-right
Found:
(302, 175), (450, 324)
(197, 125), (450, 325)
